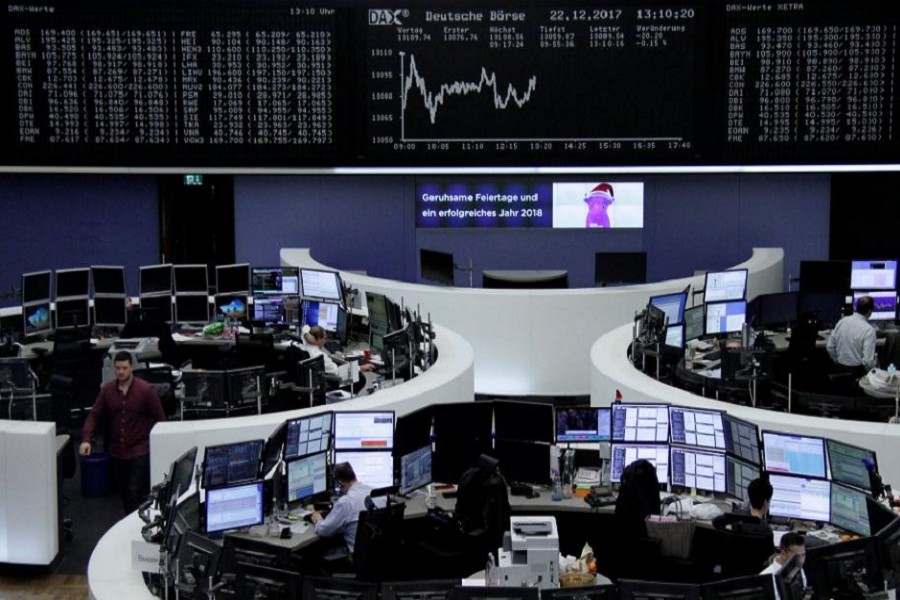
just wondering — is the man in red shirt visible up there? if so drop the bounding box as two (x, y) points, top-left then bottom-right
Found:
(80, 351), (166, 513)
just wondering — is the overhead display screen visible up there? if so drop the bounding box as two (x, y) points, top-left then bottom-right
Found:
(2, 1), (898, 168)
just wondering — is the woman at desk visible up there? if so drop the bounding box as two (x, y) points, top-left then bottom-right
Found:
(301, 325), (373, 394)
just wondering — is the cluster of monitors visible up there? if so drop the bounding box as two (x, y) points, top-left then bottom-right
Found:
(181, 367), (265, 411)
(21, 266), (129, 335)
(799, 259), (900, 323)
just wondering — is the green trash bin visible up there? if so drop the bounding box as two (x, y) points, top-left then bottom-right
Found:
(80, 452), (111, 497)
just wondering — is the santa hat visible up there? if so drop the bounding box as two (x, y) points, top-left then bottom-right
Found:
(584, 182), (614, 204)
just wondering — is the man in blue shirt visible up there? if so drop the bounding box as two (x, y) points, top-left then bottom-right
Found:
(311, 462), (372, 554)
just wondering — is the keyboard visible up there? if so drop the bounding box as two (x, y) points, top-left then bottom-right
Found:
(703, 350), (721, 362)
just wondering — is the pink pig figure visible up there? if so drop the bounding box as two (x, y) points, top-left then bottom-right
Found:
(584, 183), (615, 228)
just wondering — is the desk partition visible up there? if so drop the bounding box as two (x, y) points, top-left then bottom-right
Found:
(281, 247), (784, 396)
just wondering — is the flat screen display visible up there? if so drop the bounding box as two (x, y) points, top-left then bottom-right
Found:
(850, 260), (897, 291)
(22, 271), (51, 304)
(55, 297), (90, 328)
(214, 294), (248, 321)
(831, 483), (871, 536)
(300, 269), (343, 302)
(670, 447), (725, 493)
(399, 444), (433, 495)
(684, 305), (705, 341)
(284, 413), (332, 460)
(55, 268), (90, 299)
(650, 292), (688, 326)
(90, 266), (126, 296)
(216, 264), (251, 295)
(723, 415), (761, 465)
(556, 407), (611, 443)
(175, 295), (211, 324)
(23, 302), (52, 335)
(762, 432), (827, 478)
(139, 294), (173, 323)
(826, 439), (877, 494)
(705, 300), (747, 336)
(726, 456), (760, 502)
(140, 264), (173, 296)
(853, 290), (897, 321)
(665, 324), (684, 349)
(203, 439), (265, 489)
(301, 299), (343, 333)
(420, 249), (455, 285)
(769, 474), (830, 522)
(93, 297), (127, 327)
(173, 265), (209, 294)
(286, 452), (329, 503)
(610, 443), (669, 485)
(333, 411), (394, 450)
(204, 481), (264, 534)
(333, 450), (394, 490)
(752, 291), (799, 329)
(494, 400), (553, 444)
(611, 403), (669, 443)
(251, 267), (300, 295)
(704, 270), (748, 303)
(668, 407), (725, 450)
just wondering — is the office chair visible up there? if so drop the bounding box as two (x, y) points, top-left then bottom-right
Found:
(133, 366), (179, 417)
(692, 525), (775, 581)
(351, 500), (407, 581)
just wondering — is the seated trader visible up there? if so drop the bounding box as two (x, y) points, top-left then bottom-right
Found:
(302, 325), (373, 394)
(827, 296), (876, 377)
(760, 532), (807, 599)
(714, 477), (773, 535)
(311, 462), (372, 554)
(80, 351), (166, 513)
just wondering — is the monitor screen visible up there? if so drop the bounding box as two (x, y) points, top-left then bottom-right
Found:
(91, 265), (127, 296)
(684, 305), (705, 341)
(556, 407), (611, 443)
(301, 299), (344, 334)
(830, 483), (871, 537)
(55, 297), (90, 329)
(334, 411), (394, 450)
(762, 432), (827, 478)
(493, 439), (552, 486)
(23, 302), (52, 336)
(216, 263), (251, 295)
(494, 400), (554, 444)
(140, 264), (173, 296)
(768, 474), (831, 522)
(432, 402), (493, 484)
(705, 300), (747, 336)
(284, 413), (333, 460)
(173, 265), (209, 294)
(853, 290), (897, 321)
(611, 403), (669, 442)
(252, 295), (295, 325)
(665, 324), (684, 349)
(286, 452), (329, 503)
(164, 492), (201, 553)
(799, 260), (851, 294)
(723, 415), (761, 465)
(805, 536), (884, 600)
(139, 294), (173, 323)
(203, 439), (265, 489)
(215, 294), (248, 321)
(726, 456), (760, 502)
(260, 421), (287, 479)
(93, 296), (127, 327)
(753, 291), (799, 329)
(251, 267), (300, 295)
(420, 248), (455, 285)
(300, 268), (342, 302)
(175, 295), (210, 325)
(826, 439), (877, 493)
(333, 450), (394, 490)
(366, 292), (390, 328)
(797, 291), (846, 328)
(670, 447), (726, 493)
(650, 292), (688, 326)
(55, 268), (90, 299)
(702, 574), (776, 600)
(22, 271), (51, 304)
(610, 443), (669, 485)
(669, 407), (725, 450)
(168, 446), (198, 503)
(399, 444), (433, 495)
(851, 260), (898, 291)
(204, 481), (265, 534)
(394, 406), (434, 457)
(704, 269), (748, 303)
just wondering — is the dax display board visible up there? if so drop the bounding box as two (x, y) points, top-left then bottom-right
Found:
(2, 0), (899, 168)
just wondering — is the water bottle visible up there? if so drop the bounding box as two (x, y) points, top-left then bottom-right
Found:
(551, 474), (563, 501)
(485, 552), (497, 586)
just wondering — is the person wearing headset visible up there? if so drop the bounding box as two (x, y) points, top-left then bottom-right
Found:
(301, 324), (374, 394)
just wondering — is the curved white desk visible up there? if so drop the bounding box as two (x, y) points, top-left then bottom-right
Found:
(282, 247), (784, 396)
(88, 512), (150, 600)
(591, 323), (900, 487)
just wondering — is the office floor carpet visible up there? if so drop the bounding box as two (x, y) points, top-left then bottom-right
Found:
(0, 574), (89, 599)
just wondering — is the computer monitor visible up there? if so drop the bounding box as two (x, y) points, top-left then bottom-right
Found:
(684, 305), (705, 342)
(252, 295), (296, 325)
(799, 260), (850, 293)
(55, 297), (90, 329)
(420, 249), (455, 285)
(752, 291), (799, 329)
(138, 294), (173, 323)
(226, 367), (263, 408)
(774, 554), (807, 600)
(203, 439), (265, 489)
(398, 444), (433, 495)
(21, 271), (51, 304)
(493, 439), (552, 486)
(670, 446), (725, 493)
(333, 450), (394, 490)
(284, 412), (333, 460)
(382, 581), (460, 600)
(55, 268), (90, 299)
(394, 405), (434, 457)
(215, 294), (248, 321)
(366, 292), (390, 328)
(251, 267), (300, 295)
(704, 270), (748, 303)
(173, 264), (209, 294)
(609, 443), (669, 485)
(618, 580), (700, 600)
(301, 299), (346, 336)
(665, 324), (685, 349)
(797, 291), (846, 328)
(216, 263), (251, 295)
(643, 304), (668, 341)
(702, 573), (776, 600)
(494, 400), (553, 444)
(762, 431), (826, 478)
(668, 406), (725, 451)
(726, 456), (760, 502)
(705, 300), (747, 336)
(93, 297), (127, 327)
(300, 268), (343, 303)
(827, 439), (877, 494)
(723, 415), (761, 465)
(805, 536), (884, 599)
(205, 480), (265, 534)
(555, 407), (611, 443)
(611, 403), (669, 442)
(650, 292), (688, 326)
(23, 302), (52, 336)
(853, 290), (897, 321)
(90, 265), (127, 296)
(333, 411), (394, 450)
(830, 483), (871, 536)
(140, 264), (173, 296)
(851, 259), (898, 291)
(164, 492), (201, 553)
(768, 474), (831, 522)
(286, 451), (329, 503)
(174, 295), (210, 325)
(260, 421), (287, 478)
(166, 446), (198, 504)
(432, 402), (493, 484)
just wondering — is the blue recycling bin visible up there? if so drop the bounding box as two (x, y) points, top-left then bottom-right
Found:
(80, 452), (111, 498)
